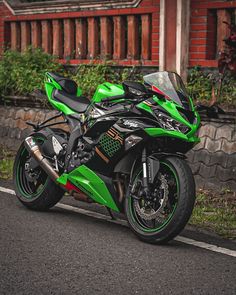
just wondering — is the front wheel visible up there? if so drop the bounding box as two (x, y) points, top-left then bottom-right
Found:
(125, 156), (196, 244)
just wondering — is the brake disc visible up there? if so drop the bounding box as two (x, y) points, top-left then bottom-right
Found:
(133, 174), (169, 221)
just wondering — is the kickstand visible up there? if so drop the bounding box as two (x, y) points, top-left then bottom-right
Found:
(106, 207), (116, 220)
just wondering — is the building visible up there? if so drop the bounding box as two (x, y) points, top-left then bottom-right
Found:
(0, 0), (236, 79)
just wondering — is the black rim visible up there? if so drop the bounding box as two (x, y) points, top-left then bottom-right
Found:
(16, 139), (49, 200)
(129, 161), (179, 233)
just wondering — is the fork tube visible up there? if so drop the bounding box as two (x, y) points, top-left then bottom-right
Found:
(142, 148), (149, 195)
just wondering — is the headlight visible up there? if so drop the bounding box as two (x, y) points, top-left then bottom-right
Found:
(156, 113), (189, 134)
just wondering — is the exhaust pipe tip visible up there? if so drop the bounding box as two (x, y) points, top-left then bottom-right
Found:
(24, 136), (59, 182)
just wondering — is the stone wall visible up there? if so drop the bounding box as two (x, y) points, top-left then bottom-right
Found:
(0, 106), (61, 149)
(0, 105), (235, 190)
(187, 117), (236, 191)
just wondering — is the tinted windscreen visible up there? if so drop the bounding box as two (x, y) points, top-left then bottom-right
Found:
(143, 72), (191, 110)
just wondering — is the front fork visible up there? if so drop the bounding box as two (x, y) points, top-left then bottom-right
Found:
(141, 148), (160, 199)
(142, 148), (149, 196)
(129, 148), (160, 199)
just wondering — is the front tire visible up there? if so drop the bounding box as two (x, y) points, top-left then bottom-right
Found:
(125, 156), (196, 244)
(13, 140), (64, 211)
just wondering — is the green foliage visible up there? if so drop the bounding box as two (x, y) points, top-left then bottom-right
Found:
(71, 63), (116, 97)
(190, 190), (236, 239)
(186, 66), (236, 107)
(2, 48), (234, 107)
(71, 63), (142, 97)
(0, 48), (62, 97)
(0, 146), (14, 180)
(186, 66), (212, 102)
(219, 74), (236, 106)
(0, 50), (142, 99)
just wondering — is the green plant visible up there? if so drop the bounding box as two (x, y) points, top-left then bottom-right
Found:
(186, 66), (212, 102)
(0, 50), (142, 100)
(186, 66), (236, 107)
(71, 62), (142, 97)
(71, 62), (116, 97)
(0, 47), (62, 97)
(190, 190), (236, 239)
(0, 146), (14, 180)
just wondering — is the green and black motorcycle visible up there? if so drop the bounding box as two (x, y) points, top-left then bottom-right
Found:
(13, 71), (200, 244)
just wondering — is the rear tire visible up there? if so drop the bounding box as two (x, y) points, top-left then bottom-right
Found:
(13, 140), (64, 211)
(125, 156), (196, 244)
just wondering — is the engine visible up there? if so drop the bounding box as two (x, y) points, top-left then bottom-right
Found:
(68, 137), (95, 170)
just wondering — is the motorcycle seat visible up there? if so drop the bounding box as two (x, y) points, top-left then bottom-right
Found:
(48, 72), (78, 95)
(53, 89), (90, 113)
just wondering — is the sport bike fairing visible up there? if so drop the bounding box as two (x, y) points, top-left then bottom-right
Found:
(14, 70), (201, 244)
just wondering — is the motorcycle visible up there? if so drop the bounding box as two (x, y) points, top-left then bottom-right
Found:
(13, 71), (200, 244)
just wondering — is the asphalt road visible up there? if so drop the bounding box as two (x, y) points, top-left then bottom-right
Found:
(0, 182), (236, 295)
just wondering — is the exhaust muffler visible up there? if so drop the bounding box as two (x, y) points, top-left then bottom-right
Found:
(24, 136), (59, 181)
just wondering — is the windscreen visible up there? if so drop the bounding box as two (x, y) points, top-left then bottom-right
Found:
(143, 71), (191, 110)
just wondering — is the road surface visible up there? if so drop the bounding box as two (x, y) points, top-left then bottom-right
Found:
(0, 181), (235, 295)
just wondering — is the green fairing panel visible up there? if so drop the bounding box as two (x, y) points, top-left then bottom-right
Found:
(45, 72), (76, 116)
(92, 82), (124, 103)
(57, 165), (119, 212)
(137, 102), (153, 115)
(143, 96), (200, 142)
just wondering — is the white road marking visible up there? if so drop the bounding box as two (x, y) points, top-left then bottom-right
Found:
(175, 236), (236, 257)
(0, 186), (16, 195)
(1, 185), (236, 258)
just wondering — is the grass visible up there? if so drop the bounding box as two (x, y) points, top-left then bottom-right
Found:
(0, 145), (14, 180)
(190, 189), (236, 240)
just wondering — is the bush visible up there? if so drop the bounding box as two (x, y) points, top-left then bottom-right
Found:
(71, 63), (142, 97)
(186, 66), (212, 102)
(186, 66), (236, 107)
(1, 49), (233, 107)
(0, 48), (62, 97)
(0, 49), (142, 99)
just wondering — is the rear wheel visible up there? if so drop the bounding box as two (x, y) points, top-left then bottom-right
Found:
(13, 138), (64, 211)
(125, 156), (195, 244)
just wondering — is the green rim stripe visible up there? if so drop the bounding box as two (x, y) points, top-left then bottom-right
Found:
(129, 161), (179, 233)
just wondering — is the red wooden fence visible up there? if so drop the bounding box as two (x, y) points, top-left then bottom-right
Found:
(1, 0), (236, 69)
(1, 0), (159, 66)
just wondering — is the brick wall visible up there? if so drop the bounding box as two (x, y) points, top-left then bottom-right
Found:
(0, 105), (235, 190)
(190, 0), (236, 68)
(0, 2), (13, 55)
